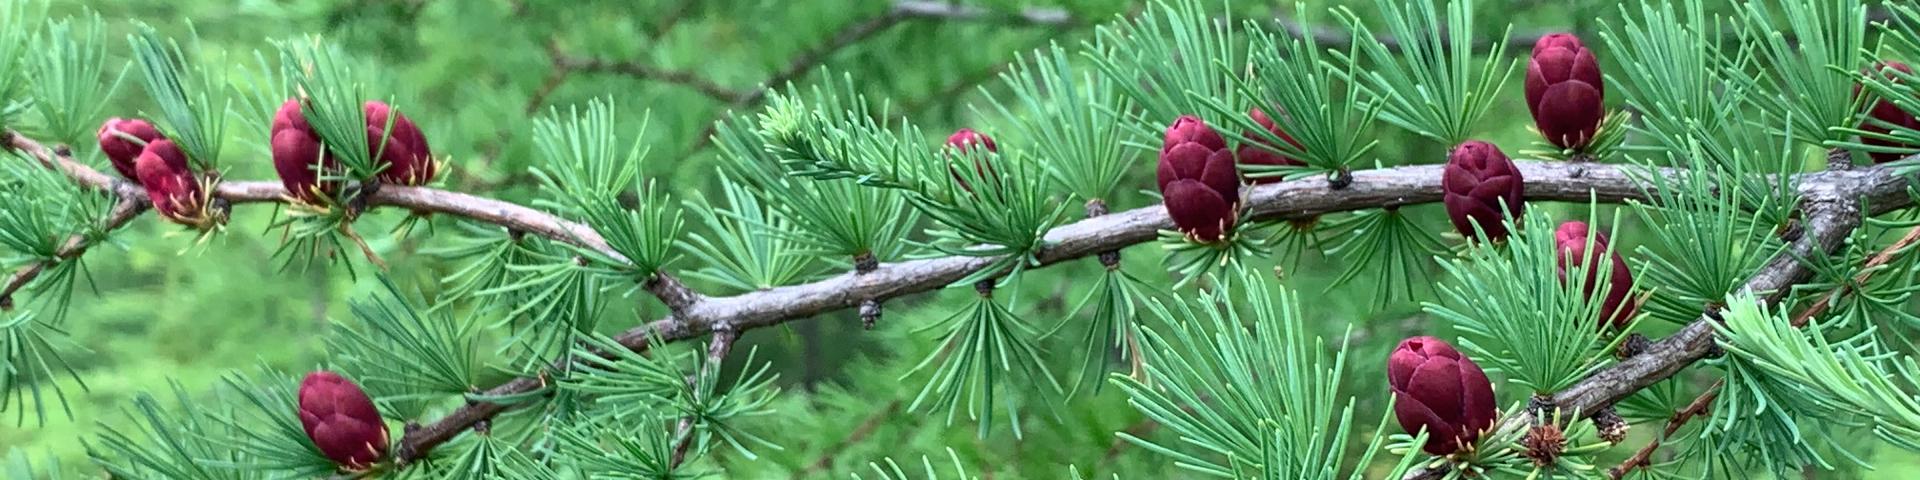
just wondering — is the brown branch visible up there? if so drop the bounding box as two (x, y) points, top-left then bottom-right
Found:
(891, 0), (1077, 26)
(1606, 380), (1723, 480)
(670, 328), (739, 469)
(409, 162), (1914, 466)
(791, 400), (902, 478)
(732, 7), (910, 109)
(1, 130), (707, 313)
(1403, 166), (1913, 480)
(1789, 224), (1920, 327)
(524, 67), (571, 115)
(547, 41), (748, 104)
(0, 195), (145, 310)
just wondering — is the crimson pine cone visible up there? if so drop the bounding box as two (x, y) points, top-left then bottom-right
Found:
(1158, 115), (1240, 242)
(271, 98), (340, 203)
(365, 101), (437, 185)
(1388, 336), (1498, 455)
(1554, 221), (1636, 329)
(1443, 141), (1525, 241)
(132, 139), (204, 224)
(1861, 61), (1919, 164)
(1525, 34), (1605, 150)
(298, 371), (390, 471)
(1237, 107), (1305, 184)
(945, 128), (998, 192)
(97, 118), (166, 181)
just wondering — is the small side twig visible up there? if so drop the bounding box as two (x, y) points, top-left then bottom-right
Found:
(791, 400), (903, 478)
(855, 251), (882, 329)
(669, 327), (740, 469)
(645, 272), (703, 315)
(0, 194), (146, 310)
(1606, 380), (1723, 480)
(1790, 224), (1920, 327)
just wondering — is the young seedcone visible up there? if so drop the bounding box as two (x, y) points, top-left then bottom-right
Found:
(1442, 141), (1525, 242)
(1236, 107), (1305, 184)
(1158, 115), (1240, 243)
(1388, 336), (1498, 456)
(944, 128), (997, 193)
(364, 101), (437, 185)
(133, 139), (213, 228)
(1525, 34), (1605, 151)
(1554, 221), (1636, 329)
(97, 118), (166, 180)
(271, 98), (341, 203)
(297, 371), (389, 471)
(1860, 61), (1919, 164)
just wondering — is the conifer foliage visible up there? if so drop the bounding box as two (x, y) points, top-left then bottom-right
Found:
(5, 0), (1920, 479)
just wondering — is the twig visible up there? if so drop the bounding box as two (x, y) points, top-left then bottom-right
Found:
(1789, 224), (1920, 327)
(523, 67), (570, 115)
(547, 41), (747, 103)
(791, 400), (902, 478)
(1606, 380), (1723, 480)
(2, 130), (709, 314)
(0, 196), (145, 310)
(891, 0), (1077, 26)
(669, 328), (739, 469)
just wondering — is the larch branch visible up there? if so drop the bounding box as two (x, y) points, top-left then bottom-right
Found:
(398, 160), (1866, 464)
(1, 130), (708, 314)
(1606, 380), (1723, 480)
(1403, 165), (1913, 480)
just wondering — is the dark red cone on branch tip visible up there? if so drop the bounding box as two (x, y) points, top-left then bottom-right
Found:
(1443, 141), (1525, 242)
(97, 118), (166, 181)
(298, 371), (389, 471)
(1859, 61), (1920, 164)
(1554, 221), (1636, 329)
(1388, 336), (1497, 456)
(1237, 107), (1305, 184)
(365, 101), (437, 186)
(132, 140), (205, 225)
(945, 128), (998, 192)
(946, 128), (997, 152)
(1525, 33), (1605, 150)
(271, 98), (340, 203)
(1158, 115), (1240, 242)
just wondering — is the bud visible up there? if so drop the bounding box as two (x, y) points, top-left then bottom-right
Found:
(945, 128), (997, 152)
(1158, 116), (1240, 242)
(1388, 336), (1497, 455)
(1525, 34), (1605, 150)
(132, 140), (205, 225)
(945, 128), (998, 192)
(1442, 141), (1526, 241)
(97, 118), (166, 180)
(297, 371), (389, 471)
(364, 101), (437, 186)
(271, 98), (340, 203)
(1860, 61), (1919, 164)
(1236, 107), (1305, 184)
(1555, 221), (1635, 329)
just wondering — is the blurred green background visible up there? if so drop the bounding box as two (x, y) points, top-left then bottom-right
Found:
(4, 0), (1919, 478)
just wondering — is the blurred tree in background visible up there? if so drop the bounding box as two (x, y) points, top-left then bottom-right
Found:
(4, 0), (1920, 478)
